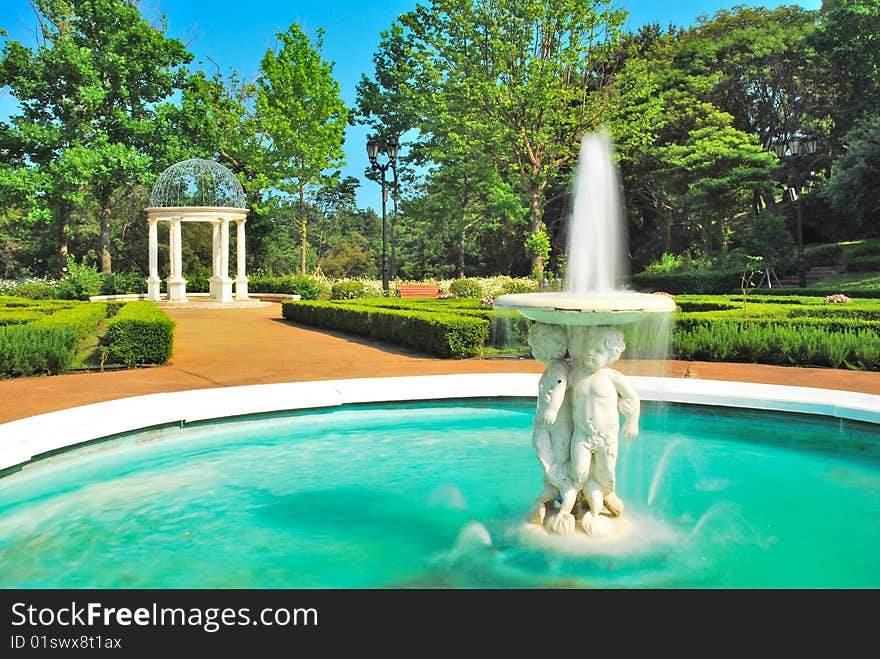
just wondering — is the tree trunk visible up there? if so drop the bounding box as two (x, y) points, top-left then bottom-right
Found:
(58, 199), (71, 275)
(100, 205), (112, 273)
(299, 187), (307, 275)
(529, 187), (544, 285)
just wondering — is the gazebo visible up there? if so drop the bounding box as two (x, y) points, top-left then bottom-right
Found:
(145, 158), (249, 303)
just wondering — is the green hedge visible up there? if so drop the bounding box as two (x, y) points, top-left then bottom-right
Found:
(247, 273), (328, 299)
(0, 302), (107, 377)
(281, 300), (488, 358)
(631, 269), (744, 295)
(751, 287), (880, 298)
(105, 302), (175, 366)
(674, 321), (880, 370)
(0, 309), (46, 326)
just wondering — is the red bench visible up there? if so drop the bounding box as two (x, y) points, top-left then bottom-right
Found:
(397, 284), (440, 298)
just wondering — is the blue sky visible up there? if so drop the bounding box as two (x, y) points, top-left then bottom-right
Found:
(1, 0), (822, 211)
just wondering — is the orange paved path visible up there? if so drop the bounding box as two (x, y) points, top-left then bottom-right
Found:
(2, 302), (879, 425)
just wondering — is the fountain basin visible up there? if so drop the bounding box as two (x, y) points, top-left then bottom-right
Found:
(0, 376), (877, 589)
(493, 291), (675, 326)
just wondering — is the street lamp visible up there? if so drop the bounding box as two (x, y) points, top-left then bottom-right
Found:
(774, 135), (818, 288)
(366, 135), (399, 294)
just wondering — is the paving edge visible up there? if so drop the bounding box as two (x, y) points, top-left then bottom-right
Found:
(1, 373), (878, 472)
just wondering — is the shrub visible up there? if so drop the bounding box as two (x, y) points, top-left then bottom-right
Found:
(631, 269), (743, 295)
(0, 309), (45, 326)
(330, 280), (367, 300)
(105, 302), (175, 366)
(0, 302), (107, 377)
(100, 271), (147, 295)
(10, 281), (57, 300)
(448, 278), (484, 299)
(803, 243), (844, 268)
(497, 277), (538, 295)
(281, 300), (488, 358)
(55, 257), (104, 300)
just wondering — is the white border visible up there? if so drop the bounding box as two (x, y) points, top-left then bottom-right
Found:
(1, 374), (879, 472)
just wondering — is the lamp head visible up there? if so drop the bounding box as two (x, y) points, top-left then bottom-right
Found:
(366, 137), (379, 163)
(386, 136), (399, 161)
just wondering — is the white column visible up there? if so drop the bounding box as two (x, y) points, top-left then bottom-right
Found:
(234, 218), (248, 300)
(167, 216), (187, 302)
(209, 220), (221, 300)
(216, 217), (233, 302)
(147, 217), (160, 301)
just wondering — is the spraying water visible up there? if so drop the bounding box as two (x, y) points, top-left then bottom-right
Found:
(565, 130), (628, 294)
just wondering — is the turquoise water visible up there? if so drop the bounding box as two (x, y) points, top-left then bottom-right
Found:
(0, 400), (878, 588)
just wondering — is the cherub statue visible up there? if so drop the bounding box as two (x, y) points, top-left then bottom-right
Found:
(563, 325), (640, 537)
(525, 322), (576, 531)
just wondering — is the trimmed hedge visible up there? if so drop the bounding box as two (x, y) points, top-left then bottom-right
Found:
(0, 309), (46, 326)
(631, 269), (744, 295)
(105, 302), (175, 366)
(0, 302), (107, 377)
(752, 287), (880, 298)
(282, 300), (488, 358)
(674, 321), (880, 370)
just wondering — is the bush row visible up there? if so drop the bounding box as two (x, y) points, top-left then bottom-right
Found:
(751, 287), (880, 298)
(0, 303), (107, 377)
(105, 302), (176, 366)
(281, 301), (489, 358)
(631, 269), (744, 295)
(673, 321), (880, 370)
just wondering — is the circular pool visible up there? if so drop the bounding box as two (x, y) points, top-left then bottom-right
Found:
(1, 387), (877, 589)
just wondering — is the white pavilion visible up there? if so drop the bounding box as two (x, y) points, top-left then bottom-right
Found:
(145, 158), (249, 303)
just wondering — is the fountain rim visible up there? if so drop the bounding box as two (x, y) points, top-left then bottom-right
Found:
(493, 291), (676, 326)
(1, 373), (878, 476)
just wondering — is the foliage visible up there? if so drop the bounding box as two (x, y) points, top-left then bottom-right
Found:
(0, 301), (107, 377)
(257, 24), (349, 275)
(330, 280), (367, 300)
(10, 281), (57, 300)
(447, 278), (484, 299)
(822, 112), (880, 235)
(55, 256), (104, 300)
(99, 271), (147, 296)
(743, 214), (796, 273)
(0, 0), (191, 274)
(281, 300), (489, 358)
(631, 269), (745, 295)
(105, 302), (174, 366)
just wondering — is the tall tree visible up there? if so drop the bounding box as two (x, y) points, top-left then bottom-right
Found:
(391, 0), (627, 281)
(0, 0), (191, 273)
(256, 24), (348, 275)
(810, 0), (880, 145)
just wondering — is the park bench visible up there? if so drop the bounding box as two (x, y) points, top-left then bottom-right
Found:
(397, 284), (440, 298)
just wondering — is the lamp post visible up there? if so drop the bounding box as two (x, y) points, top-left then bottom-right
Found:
(366, 135), (399, 294)
(774, 135), (818, 288)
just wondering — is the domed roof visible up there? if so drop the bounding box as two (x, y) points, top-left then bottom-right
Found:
(149, 158), (247, 208)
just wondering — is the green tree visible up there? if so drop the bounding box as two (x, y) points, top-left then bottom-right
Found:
(0, 0), (191, 274)
(811, 0), (880, 145)
(256, 25), (348, 275)
(822, 112), (880, 235)
(391, 0), (626, 280)
(656, 108), (778, 256)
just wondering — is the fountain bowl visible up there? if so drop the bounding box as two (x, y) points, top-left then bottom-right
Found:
(493, 291), (676, 326)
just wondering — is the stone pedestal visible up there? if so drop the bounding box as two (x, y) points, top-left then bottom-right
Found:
(234, 276), (249, 301)
(167, 277), (187, 302)
(147, 276), (162, 302)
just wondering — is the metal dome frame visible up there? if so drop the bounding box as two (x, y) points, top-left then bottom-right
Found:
(145, 159), (250, 304)
(149, 158), (247, 209)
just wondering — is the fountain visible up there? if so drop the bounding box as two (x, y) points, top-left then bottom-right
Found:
(495, 130), (676, 537)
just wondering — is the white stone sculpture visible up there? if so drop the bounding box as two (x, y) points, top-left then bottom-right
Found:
(494, 132), (674, 539)
(524, 322), (641, 537)
(525, 322), (574, 529)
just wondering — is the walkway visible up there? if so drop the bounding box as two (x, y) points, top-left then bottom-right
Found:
(2, 302), (879, 425)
